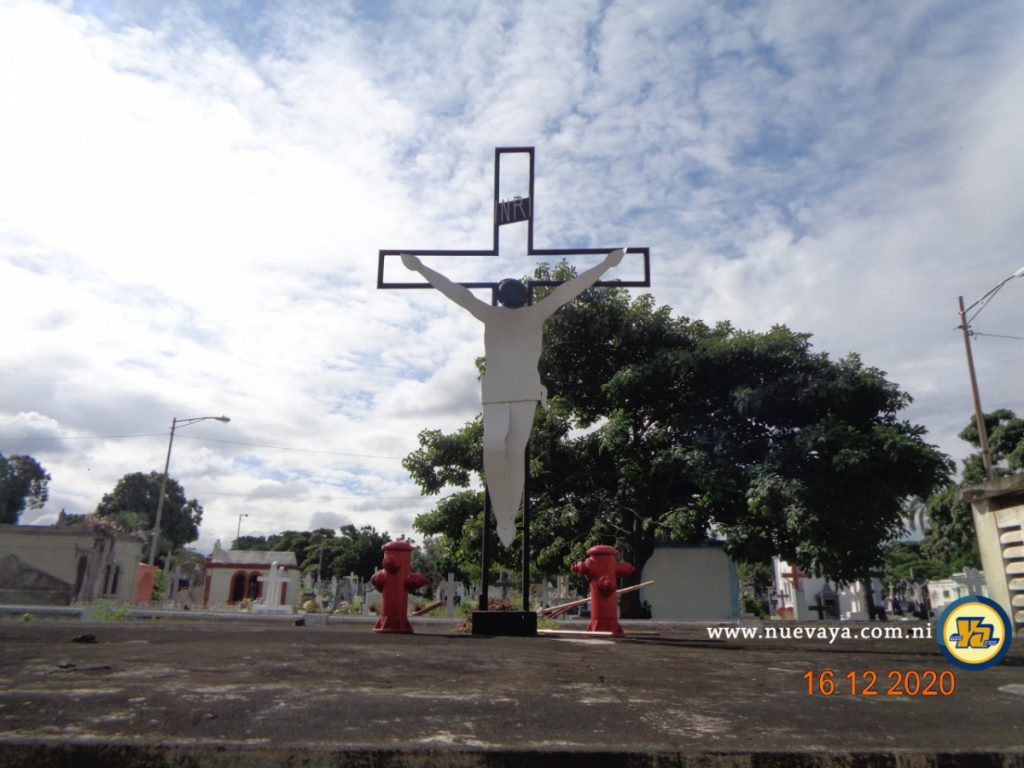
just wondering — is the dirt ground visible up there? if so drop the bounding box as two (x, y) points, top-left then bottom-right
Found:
(0, 615), (1022, 767)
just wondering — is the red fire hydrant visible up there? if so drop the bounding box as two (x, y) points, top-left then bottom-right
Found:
(370, 541), (429, 633)
(571, 545), (635, 637)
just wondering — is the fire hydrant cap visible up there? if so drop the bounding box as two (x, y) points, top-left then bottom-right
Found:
(382, 540), (414, 553)
(586, 544), (621, 558)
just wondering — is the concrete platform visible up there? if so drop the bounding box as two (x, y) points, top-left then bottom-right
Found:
(0, 616), (1022, 766)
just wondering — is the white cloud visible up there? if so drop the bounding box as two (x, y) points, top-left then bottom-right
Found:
(2, 0), (1023, 555)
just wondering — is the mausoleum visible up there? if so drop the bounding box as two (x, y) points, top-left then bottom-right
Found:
(640, 542), (740, 620)
(0, 519), (143, 606)
(203, 540), (301, 609)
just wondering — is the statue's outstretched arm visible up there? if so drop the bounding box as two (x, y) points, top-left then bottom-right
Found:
(401, 253), (491, 322)
(535, 248), (625, 317)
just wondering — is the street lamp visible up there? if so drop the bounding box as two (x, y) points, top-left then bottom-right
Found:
(957, 265), (1024, 481)
(235, 513), (249, 548)
(149, 415), (231, 566)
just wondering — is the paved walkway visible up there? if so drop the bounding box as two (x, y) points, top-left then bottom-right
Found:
(0, 616), (1022, 766)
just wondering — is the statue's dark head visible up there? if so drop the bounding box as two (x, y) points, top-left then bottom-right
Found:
(497, 278), (528, 308)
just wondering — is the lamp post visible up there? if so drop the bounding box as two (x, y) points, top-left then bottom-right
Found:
(235, 513), (249, 548)
(149, 415), (231, 566)
(957, 266), (1024, 481)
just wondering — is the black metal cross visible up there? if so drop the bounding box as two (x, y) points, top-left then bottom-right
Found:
(376, 146), (651, 618)
(377, 146), (650, 297)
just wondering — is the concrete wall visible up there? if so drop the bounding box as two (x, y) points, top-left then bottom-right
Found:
(641, 545), (739, 620)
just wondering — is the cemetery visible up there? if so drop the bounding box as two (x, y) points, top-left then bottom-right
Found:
(1, 145), (1022, 766)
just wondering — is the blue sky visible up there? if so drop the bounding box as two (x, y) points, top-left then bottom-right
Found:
(1, 0), (1023, 553)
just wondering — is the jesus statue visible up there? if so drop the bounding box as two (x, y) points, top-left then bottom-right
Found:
(401, 248), (625, 547)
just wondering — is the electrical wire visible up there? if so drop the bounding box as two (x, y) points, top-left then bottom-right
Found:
(0, 431), (406, 461)
(0, 432), (166, 441)
(175, 434), (404, 460)
(970, 331), (1024, 342)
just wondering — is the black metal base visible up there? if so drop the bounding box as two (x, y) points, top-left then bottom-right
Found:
(471, 611), (537, 637)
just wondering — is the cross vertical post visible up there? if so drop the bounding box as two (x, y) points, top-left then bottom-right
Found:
(522, 440), (530, 612)
(479, 491), (492, 611)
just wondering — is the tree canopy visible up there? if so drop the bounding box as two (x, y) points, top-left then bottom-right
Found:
(956, 408), (1024, 483)
(0, 452), (51, 524)
(405, 263), (952, 612)
(921, 409), (1024, 573)
(233, 525), (392, 581)
(95, 471), (202, 563)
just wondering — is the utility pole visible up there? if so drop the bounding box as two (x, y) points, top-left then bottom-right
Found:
(958, 296), (993, 480)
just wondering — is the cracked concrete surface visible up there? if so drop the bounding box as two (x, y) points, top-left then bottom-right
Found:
(0, 618), (1022, 766)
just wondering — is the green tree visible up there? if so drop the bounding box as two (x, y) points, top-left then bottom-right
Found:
(737, 560), (774, 599)
(232, 534), (270, 550)
(881, 540), (946, 587)
(0, 452), (51, 524)
(265, 530), (318, 565)
(56, 511), (89, 526)
(921, 484), (980, 573)
(405, 263), (952, 615)
(322, 525), (392, 581)
(95, 471), (202, 563)
(957, 408), (1024, 483)
(261, 525), (392, 582)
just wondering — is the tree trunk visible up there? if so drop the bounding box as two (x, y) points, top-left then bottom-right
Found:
(619, 528), (655, 619)
(861, 577), (879, 620)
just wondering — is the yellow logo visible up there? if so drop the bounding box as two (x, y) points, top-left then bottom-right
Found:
(937, 596), (1012, 670)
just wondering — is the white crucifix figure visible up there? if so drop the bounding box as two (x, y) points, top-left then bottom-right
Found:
(401, 248), (624, 547)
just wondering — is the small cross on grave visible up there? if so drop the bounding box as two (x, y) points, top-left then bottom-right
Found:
(377, 147), (651, 616)
(537, 575), (550, 608)
(781, 566), (805, 591)
(345, 572), (360, 602)
(493, 572), (515, 600)
(781, 566), (810, 620)
(555, 574), (570, 599)
(254, 561), (293, 614)
(438, 572), (459, 618)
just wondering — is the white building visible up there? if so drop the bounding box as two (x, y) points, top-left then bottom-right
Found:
(0, 520), (143, 605)
(927, 568), (988, 614)
(203, 540), (301, 609)
(772, 557), (882, 620)
(640, 542), (740, 620)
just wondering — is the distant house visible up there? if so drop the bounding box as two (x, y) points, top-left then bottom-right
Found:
(773, 557), (884, 620)
(927, 568), (988, 614)
(203, 540), (302, 609)
(0, 518), (143, 606)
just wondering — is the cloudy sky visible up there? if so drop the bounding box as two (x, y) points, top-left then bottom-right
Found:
(2, 0), (1023, 554)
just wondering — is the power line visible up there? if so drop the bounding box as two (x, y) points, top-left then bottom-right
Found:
(176, 435), (405, 460)
(56, 485), (424, 502)
(0, 432), (166, 441)
(0, 431), (407, 461)
(194, 491), (425, 500)
(971, 331), (1024, 342)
